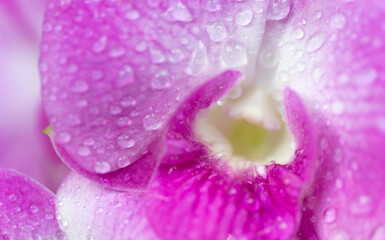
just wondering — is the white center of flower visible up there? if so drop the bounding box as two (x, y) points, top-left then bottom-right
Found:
(194, 84), (295, 168)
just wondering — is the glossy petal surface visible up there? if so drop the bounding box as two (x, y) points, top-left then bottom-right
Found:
(0, 168), (63, 239)
(146, 73), (315, 240)
(56, 172), (158, 240)
(264, 0), (385, 239)
(40, 0), (269, 186)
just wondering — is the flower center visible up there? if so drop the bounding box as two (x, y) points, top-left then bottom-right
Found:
(194, 86), (295, 167)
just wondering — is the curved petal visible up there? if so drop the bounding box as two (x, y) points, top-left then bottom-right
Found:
(56, 172), (158, 240)
(39, 0), (269, 187)
(0, 168), (63, 239)
(265, 0), (385, 239)
(145, 74), (315, 240)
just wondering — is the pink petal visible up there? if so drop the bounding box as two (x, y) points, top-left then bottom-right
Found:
(0, 168), (64, 239)
(56, 172), (158, 240)
(39, 0), (269, 187)
(265, 0), (385, 238)
(145, 73), (315, 240)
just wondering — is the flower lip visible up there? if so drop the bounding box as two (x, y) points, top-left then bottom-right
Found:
(194, 84), (296, 168)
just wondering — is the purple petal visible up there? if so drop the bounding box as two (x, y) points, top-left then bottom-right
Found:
(145, 73), (315, 240)
(0, 168), (63, 239)
(264, 0), (385, 239)
(56, 172), (158, 240)
(39, 0), (269, 187)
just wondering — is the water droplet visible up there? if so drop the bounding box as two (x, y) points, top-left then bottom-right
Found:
(294, 28), (304, 39)
(97, 208), (104, 214)
(45, 213), (54, 220)
(259, 49), (278, 68)
(109, 106), (122, 115)
(169, 48), (185, 63)
(83, 137), (95, 146)
(78, 146), (91, 157)
(323, 208), (336, 223)
(117, 155), (131, 168)
(167, 1), (193, 22)
(147, 0), (160, 8)
(93, 36), (108, 53)
(205, 0), (221, 12)
(125, 10), (140, 20)
(143, 114), (163, 130)
(117, 117), (132, 127)
(151, 70), (170, 89)
(7, 193), (18, 202)
(58, 132), (71, 143)
(206, 22), (227, 42)
(29, 205), (39, 214)
(68, 114), (81, 126)
(354, 67), (378, 85)
(306, 32), (327, 52)
(329, 229), (350, 240)
(236, 9), (253, 26)
(120, 96), (137, 107)
(71, 80), (89, 93)
(222, 42), (247, 67)
(117, 134), (136, 149)
(109, 46), (126, 58)
(350, 195), (373, 216)
(94, 161), (111, 174)
(116, 65), (135, 88)
(150, 49), (166, 63)
(267, 0), (291, 20)
(371, 224), (385, 240)
(330, 13), (346, 29)
(61, 219), (69, 227)
(331, 101), (344, 114)
(186, 41), (207, 75)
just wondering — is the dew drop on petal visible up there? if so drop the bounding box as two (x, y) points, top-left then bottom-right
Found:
(29, 205), (39, 214)
(294, 28), (304, 39)
(143, 114), (163, 130)
(329, 229), (350, 240)
(236, 9), (253, 26)
(151, 70), (170, 89)
(323, 208), (336, 223)
(78, 146), (91, 157)
(58, 132), (71, 143)
(125, 10), (140, 20)
(7, 193), (18, 202)
(71, 80), (89, 93)
(306, 32), (327, 52)
(205, 0), (221, 12)
(206, 22), (227, 42)
(94, 161), (111, 174)
(116, 65), (135, 88)
(222, 42), (247, 67)
(330, 13), (346, 29)
(259, 49), (279, 68)
(267, 0), (291, 20)
(117, 134), (136, 149)
(168, 1), (193, 22)
(92, 36), (108, 53)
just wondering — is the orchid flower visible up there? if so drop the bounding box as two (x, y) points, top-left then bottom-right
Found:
(1, 0), (385, 239)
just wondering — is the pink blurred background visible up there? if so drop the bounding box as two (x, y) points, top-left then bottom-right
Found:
(0, 0), (68, 191)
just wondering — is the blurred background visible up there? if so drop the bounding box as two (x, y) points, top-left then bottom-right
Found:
(0, 0), (68, 191)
